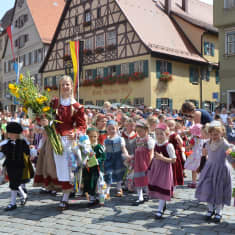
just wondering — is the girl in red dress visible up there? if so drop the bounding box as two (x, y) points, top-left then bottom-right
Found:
(34, 75), (86, 210)
(133, 119), (154, 206)
(166, 119), (184, 188)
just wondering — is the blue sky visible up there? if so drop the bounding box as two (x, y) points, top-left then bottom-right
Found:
(0, 0), (213, 20)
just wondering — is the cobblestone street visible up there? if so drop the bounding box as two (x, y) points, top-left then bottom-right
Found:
(0, 170), (234, 235)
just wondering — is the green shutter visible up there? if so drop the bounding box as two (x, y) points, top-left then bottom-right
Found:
(156, 98), (161, 109)
(143, 60), (149, 77)
(211, 43), (215, 56)
(167, 62), (172, 74)
(216, 70), (219, 84)
(156, 61), (161, 79)
(92, 69), (97, 79)
(169, 99), (173, 112)
(44, 77), (48, 88)
(189, 67), (194, 83)
(206, 70), (210, 81)
(52, 76), (57, 87)
(116, 65), (121, 76)
(204, 42), (208, 55)
(129, 63), (134, 75)
(104, 67), (108, 77)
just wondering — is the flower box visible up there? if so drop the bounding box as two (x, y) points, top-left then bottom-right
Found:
(103, 75), (117, 85)
(117, 74), (129, 84)
(159, 72), (172, 82)
(83, 49), (93, 56)
(130, 72), (145, 81)
(82, 79), (93, 87)
(106, 44), (117, 51)
(94, 77), (103, 87)
(83, 21), (91, 27)
(95, 47), (104, 54)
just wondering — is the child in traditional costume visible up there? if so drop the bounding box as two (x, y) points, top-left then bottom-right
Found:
(104, 120), (129, 199)
(132, 119), (154, 206)
(195, 121), (234, 223)
(83, 128), (106, 207)
(0, 122), (33, 211)
(148, 123), (176, 219)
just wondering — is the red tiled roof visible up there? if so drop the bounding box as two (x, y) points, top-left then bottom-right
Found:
(27, 0), (65, 44)
(116, 0), (207, 63)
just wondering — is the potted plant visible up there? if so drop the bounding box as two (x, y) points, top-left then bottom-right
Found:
(83, 49), (93, 56)
(106, 44), (117, 51)
(95, 47), (104, 54)
(103, 75), (116, 85)
(159, 72), (172, 82)
(130, 72), (145, 81)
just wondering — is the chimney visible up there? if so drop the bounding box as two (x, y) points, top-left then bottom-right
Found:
(165, 0), (173, 15)
(182, 0), (189, 13)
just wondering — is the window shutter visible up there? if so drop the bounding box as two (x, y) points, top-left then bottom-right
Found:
(167, 62), (172, 74)
(204, 42), (208, 55)
(156, 98), (162, 109)
(116, 65), (121, 76)
(195, 100), (199, 109)
(169, 99), (173, 112)
(104, 67), (108, 77)
(211, 43), (215, 56)
(143, 60), (149, 77)
(92, 69), (97, 79)
(129, 63), (134, 75)
(52, 76), (57, 87)
(189, 67), (194, 83)
(216, 70), (219, 84)
(206, 70), (210, 81)
(156, 61), (161, 79)
(44, 77), (48, 88)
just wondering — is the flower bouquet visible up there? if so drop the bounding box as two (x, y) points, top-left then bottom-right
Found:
(226, 148), (235, 158)
(8, 73), (63, 155)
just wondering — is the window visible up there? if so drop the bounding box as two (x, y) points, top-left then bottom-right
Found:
(28, 52), (32, 65)
(38, 49), (43, 62)
(224, 0), (235, 8)
(134, 98), (144, 106)
(156, 98), (173, 110)
(204, 42), (215, 56)
(189, 67), (199, 84)
(96, 33), (104, 48)
(97, 7), (101, 18)
(108, 66), (116, 76)
(34, 50), (38, 63)
(15, 14), (28, 28)
(226, 31), (235, 55)
(85, 70), (93, 80)
(85, 37), (93, 50)
(85, 101), (93, 105)
(134, 61), (144, 73)
(25, 53), (29, 66)
(121, 63), (129, 74)
(97, 67), (104, 78)
(85, 10), (91, 23)
(96, 100), (104, 106)
(160, 61), (169, 73)
(106, 31), (116, 46)
(16, 34), (29, 48)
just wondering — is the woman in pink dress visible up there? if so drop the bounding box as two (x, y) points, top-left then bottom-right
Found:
(133, 119), (154, 206)
(148, 123), (176, 219)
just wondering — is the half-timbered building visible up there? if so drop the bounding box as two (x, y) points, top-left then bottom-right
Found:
(40, 0), (220, 110)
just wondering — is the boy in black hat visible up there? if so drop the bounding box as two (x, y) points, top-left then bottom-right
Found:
(0, 122), (32, 211)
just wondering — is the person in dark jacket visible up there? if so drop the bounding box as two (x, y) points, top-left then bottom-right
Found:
(0, 122), (32, 211)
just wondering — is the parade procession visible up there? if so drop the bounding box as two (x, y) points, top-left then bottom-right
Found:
(0, 0), (235, 235)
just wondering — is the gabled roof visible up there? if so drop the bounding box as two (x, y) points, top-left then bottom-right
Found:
(0, 8), (14, 31)
(27, 0), (65, 44)
(116, 0), (206, 63)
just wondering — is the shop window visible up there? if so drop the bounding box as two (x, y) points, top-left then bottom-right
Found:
(96, 100), (104, 106)
(134, 97), (144, 106)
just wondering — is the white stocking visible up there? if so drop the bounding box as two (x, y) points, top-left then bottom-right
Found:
(18, 186), (27, 199)
(137, 187), (143, 201)
(62, 193), (69, 202)
(158, 200), (166, 212)
(10, 190), (17, 205)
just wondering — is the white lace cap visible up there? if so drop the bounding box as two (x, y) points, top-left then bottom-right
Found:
(209, 120), (222, 128)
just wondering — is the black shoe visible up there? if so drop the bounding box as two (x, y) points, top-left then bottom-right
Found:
(163, 203), (166, 212)
(132, 200), (144, 206)
(20, 196), (28, 206)
(69, 192), (76, 198)
(39, 189), (51, 194)
(88, 199), (100, 208)
(4, 204), (17, 211)
(205, 210), (215, 221)
(155, 211), (163, 219)
(214, 214), (222, 223)
(144, 195), (149, 202)
(23, 188), (28, 194)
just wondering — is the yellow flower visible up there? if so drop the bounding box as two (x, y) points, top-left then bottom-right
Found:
(22, 107), (28, 114)
(36, 96), (48, 104)
(9, 83), (17, 90)
(42, 106), (50, 112)
(19, 74), (24, 82)
(47, 88), (51, 92)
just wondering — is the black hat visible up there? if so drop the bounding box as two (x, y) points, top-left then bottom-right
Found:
(6, 122), (23, 134)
